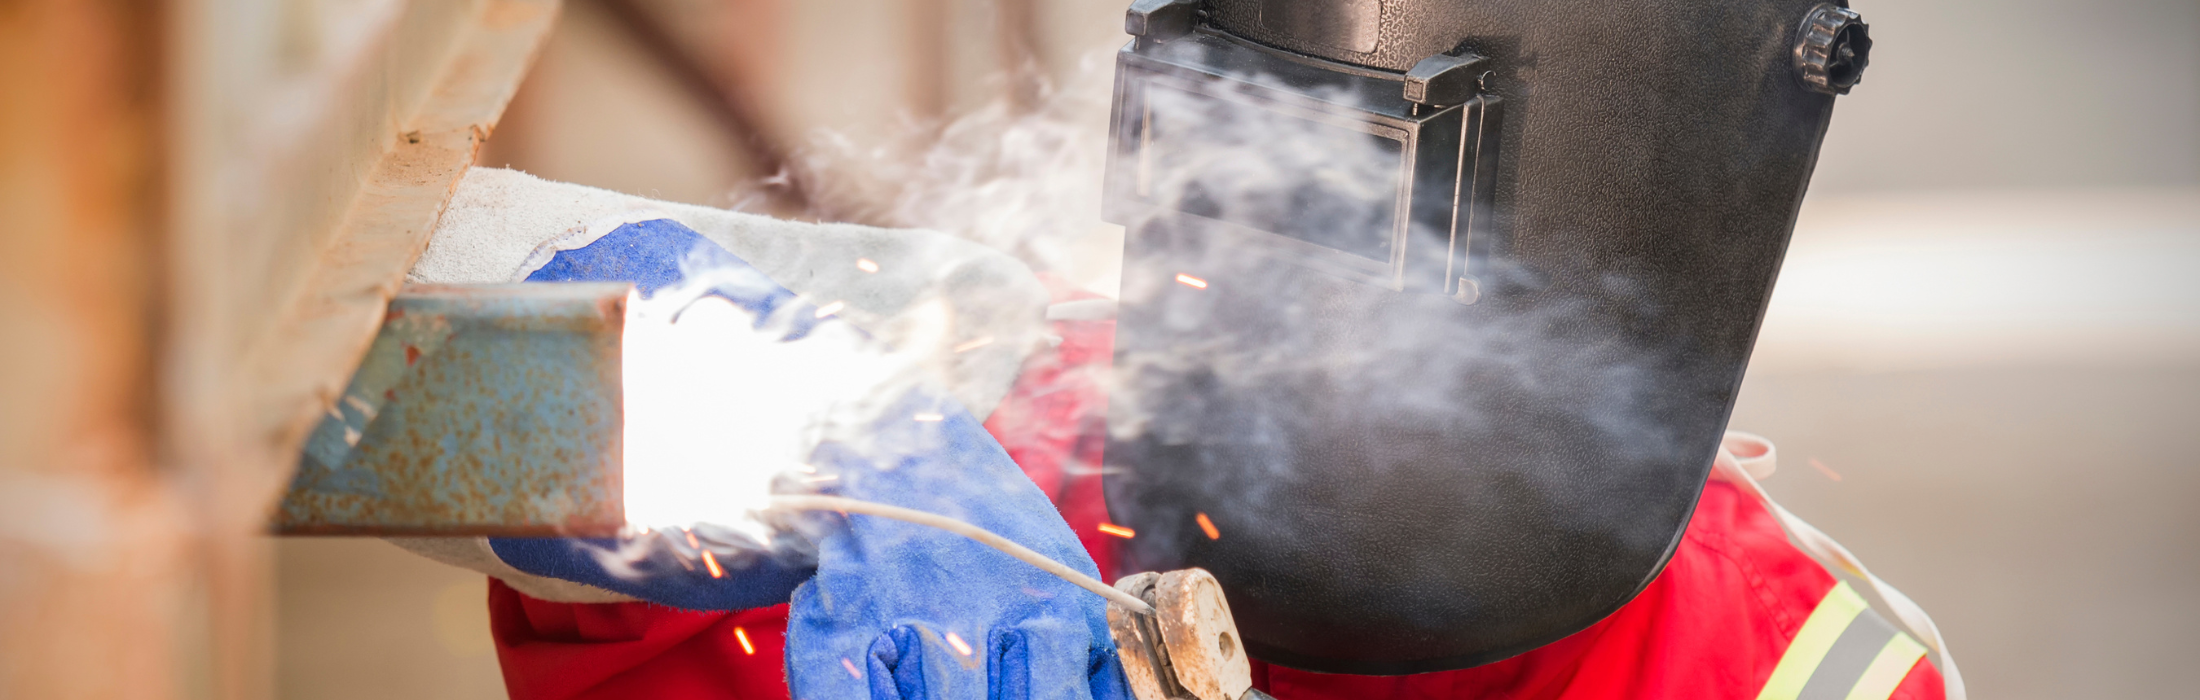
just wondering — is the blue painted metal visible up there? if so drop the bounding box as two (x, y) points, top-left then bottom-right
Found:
(274, 283), (630, 536)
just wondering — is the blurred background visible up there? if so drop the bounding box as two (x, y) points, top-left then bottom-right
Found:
(280, 1), (2200, 698)
(0, 0), (2189, 697)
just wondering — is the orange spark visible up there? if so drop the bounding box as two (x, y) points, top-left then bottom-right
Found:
(1195, 512), (1220, 540)
(702, 550), (726, 578)
(945, 631), (974, 657)
(842, 658), (864, 679)
(856, 258), (880, 273)
(735, 626), (757, 655)
(953, 336), (995, 353)
(1098, 523), (1137, 539)
(815, 300), (847, 318)
(1175, 273), (1208, 289)
(1809, 458), (1844, 482)
(913, 412), (945, 422)
(683, 528), (701, 549)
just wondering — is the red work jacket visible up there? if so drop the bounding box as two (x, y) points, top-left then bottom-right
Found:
(486, 300), (1945, 700)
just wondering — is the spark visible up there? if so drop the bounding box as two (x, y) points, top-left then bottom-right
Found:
(945, 631), (974, 657)
(1175, 273), (1208, 289)
(1195, 512), (1220, 540)
(952, 336), (995, 353)
(855, 258), (880, 273)
(735, 626), (757, 655)
(913, 412), (945, 422)
(794, 463), (816, 474)
(803, 474), (840, 483)
(1809, 458), (1844, 482)
(683, 528), (701, 549)
(841, 658), (863, 679)
(815, 300), (847, 318)
(701, 550), (726, 578)
(1097, 523), (1137, 539)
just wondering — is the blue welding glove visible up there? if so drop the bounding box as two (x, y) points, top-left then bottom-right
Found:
(787, 393), (1130, 700)
(486, 215), (1129, 700)
(486, 217), (823, 611)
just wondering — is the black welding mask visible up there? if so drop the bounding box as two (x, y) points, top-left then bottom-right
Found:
(1098, 0), (1870, 674)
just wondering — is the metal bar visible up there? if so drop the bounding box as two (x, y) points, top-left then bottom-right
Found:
(273, 283), (629, 537)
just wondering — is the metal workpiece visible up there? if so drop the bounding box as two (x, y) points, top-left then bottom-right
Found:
(274, 283), (630, 537)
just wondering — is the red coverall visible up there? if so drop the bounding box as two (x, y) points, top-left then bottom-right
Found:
(485, 294), (1946, 700)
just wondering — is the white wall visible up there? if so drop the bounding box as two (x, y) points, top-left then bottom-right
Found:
(1811, 0), (2200, 194)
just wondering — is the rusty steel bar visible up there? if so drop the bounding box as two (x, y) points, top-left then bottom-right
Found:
(273, 283), (629, 537)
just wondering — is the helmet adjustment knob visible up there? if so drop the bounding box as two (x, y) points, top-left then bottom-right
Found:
(1793, 3), (1872, 95)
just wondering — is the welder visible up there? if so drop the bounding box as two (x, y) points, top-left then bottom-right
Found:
(373, 0), (1965, 698)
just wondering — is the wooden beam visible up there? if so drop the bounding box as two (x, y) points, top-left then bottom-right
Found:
(0, 0), (179, 697)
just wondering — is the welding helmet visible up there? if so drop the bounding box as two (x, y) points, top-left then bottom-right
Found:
(1097, 0), (1871, 674)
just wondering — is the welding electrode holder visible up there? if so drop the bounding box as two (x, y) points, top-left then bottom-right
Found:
(1108, 569), (1270, 700)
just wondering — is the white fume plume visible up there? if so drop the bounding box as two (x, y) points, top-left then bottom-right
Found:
(746, 48), (1675, 547)
(775, 52), (1120, 285)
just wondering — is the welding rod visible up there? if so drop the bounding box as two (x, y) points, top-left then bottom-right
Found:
(767, 495), (1157, 615)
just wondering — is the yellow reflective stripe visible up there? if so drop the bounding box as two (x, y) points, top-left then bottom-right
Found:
(1757, 582), (1872, 700)
(1842, 632), (1929, 700)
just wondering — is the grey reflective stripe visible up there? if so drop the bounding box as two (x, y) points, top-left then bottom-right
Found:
(1795, 607), (1900, 700)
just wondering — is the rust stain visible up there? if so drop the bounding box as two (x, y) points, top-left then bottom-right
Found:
(274, 283), (629, 537)
(596, 293), (626, 322)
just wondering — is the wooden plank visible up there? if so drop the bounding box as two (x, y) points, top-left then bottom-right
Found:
(0, 1), (184, 698)
(165, 1), (557, 697)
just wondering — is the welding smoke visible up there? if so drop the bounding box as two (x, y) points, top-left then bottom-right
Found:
(768, 51), (1684, 542)
(1098, 76), (1689, 599)
(648, 46), (1689, 607)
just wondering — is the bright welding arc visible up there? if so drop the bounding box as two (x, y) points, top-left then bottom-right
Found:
(766, 495), (1156, 615)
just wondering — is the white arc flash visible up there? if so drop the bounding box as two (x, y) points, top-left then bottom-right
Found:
(619, 288), (910, 541)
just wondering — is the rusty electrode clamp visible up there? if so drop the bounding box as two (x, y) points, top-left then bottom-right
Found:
(1110, 569), (1274, 700)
